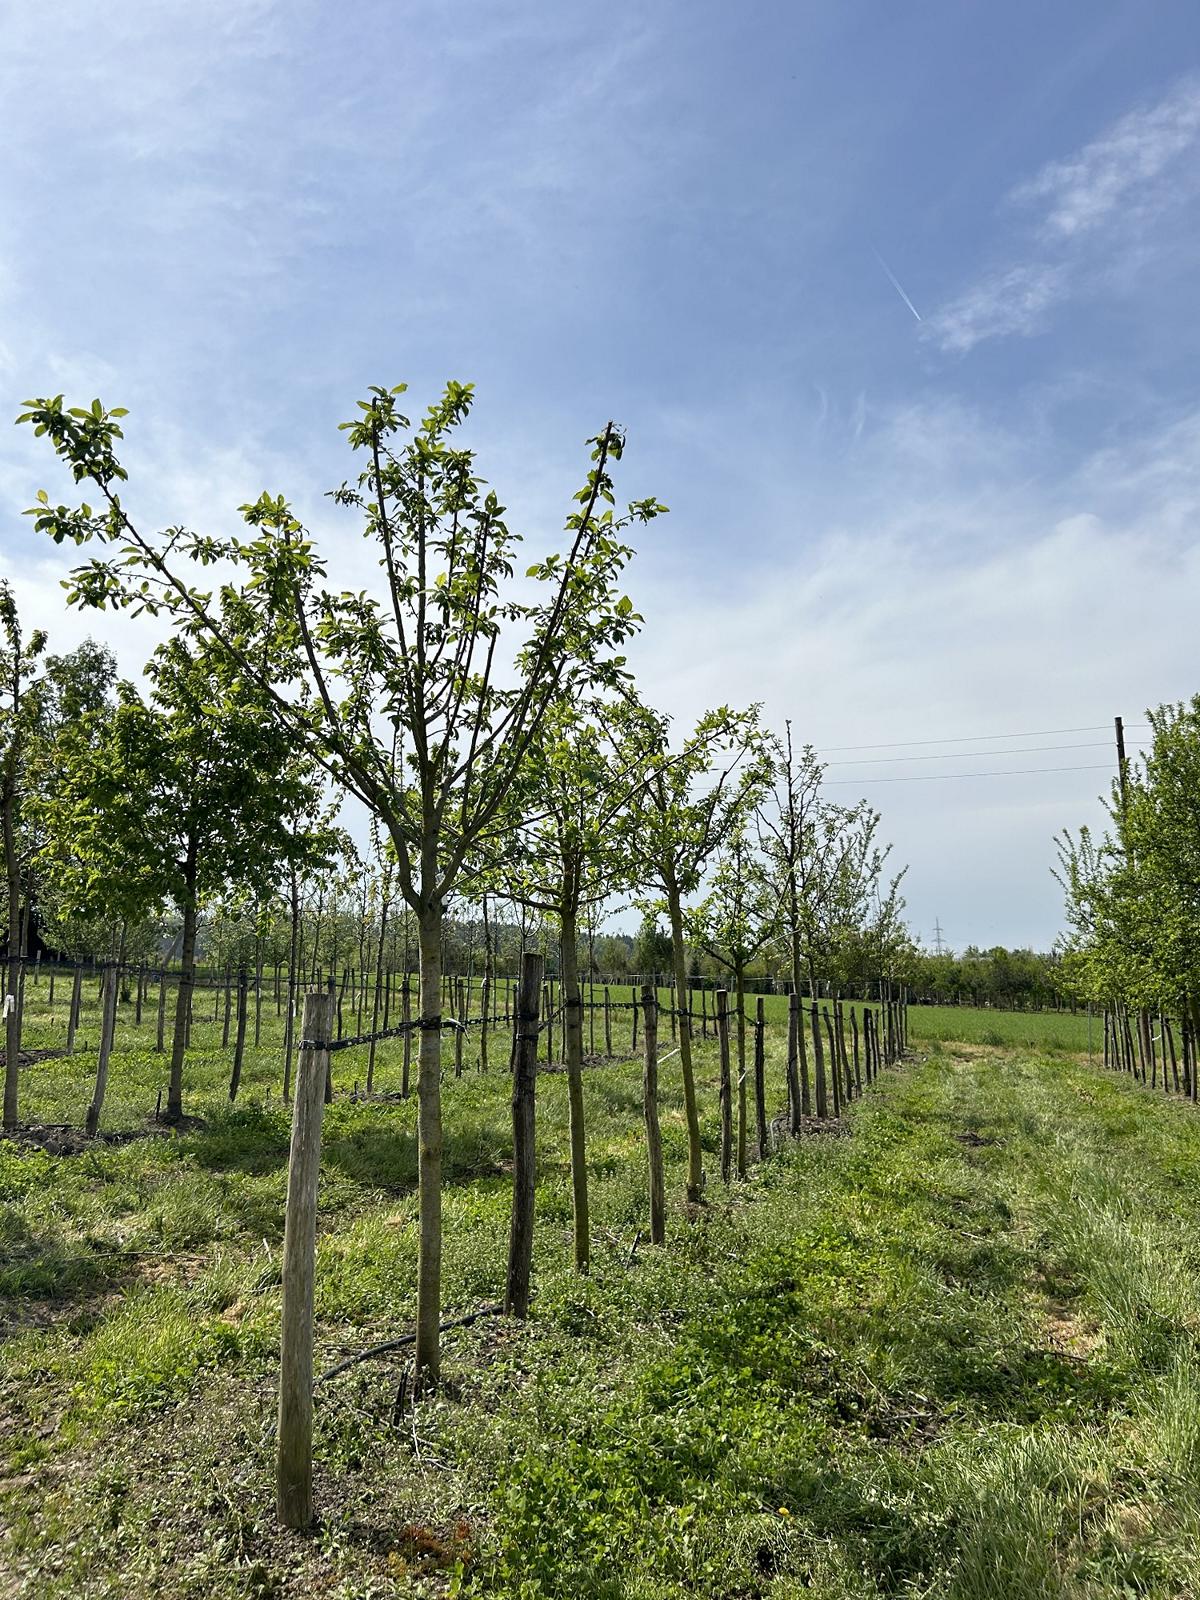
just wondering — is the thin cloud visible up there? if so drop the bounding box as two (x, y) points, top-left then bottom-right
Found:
(926, 75), (1200, 355)
(1016, 73), (1200, 240)
(932, 263), (1066, 355)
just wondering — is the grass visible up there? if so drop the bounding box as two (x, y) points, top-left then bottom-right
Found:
(0, 979), (1192, 1597)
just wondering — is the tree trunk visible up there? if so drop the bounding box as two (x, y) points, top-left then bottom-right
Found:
(414, 900), (444, 1387)
(2, 780), (22, 1131)
(366, 894), (389, 1095)
(824, 1008), (842, 1117)
(641, 981), (666, 1243)
(479, 894), (491, 1075)
(735, 965), (748, 1179)
(717, 988), (732, 1184)
(786, 990), (801, 1134)
(229, 967), (249, 1101)
(506, 950), (543, 1318)
(666, 885), (703, 1203)
(811, 998), (828, 1119)
(754, 995), (768, 1156)
(282, 881), (301, 1100)
(166, 889), (198, 1123)
(67, 965), (84, 1055)
(85, 966), (119, 1137)
(560, 901), (590, 1272)
(276, 987), (330, 1530)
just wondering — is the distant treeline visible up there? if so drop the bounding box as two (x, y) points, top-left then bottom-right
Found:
(14, 911), (1069, 1012)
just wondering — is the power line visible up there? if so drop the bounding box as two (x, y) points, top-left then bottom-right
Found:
(822, 763), (1116, 786)
(823, 739), (1142, 768)
(819, 723), (1149, 754)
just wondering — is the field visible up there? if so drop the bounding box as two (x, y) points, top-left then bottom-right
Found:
(3, 985), (1195, 1597)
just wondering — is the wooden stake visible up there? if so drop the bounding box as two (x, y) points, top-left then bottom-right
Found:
(811, 1000), (828, 1119)
(229, 967), (249, 1101)
(641, 982), (665, 1243)
(506, 952), (543, 1320)
(753, 996), (768, 1158)
(717, 988), (732, 1184)
(276, 987), (330, 1531)
(85, 967), (118, 1137)
(786, 991), (802, 1134)
(66, 965), (84, 1054)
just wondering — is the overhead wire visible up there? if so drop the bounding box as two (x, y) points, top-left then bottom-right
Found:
(823, 763), (1118, 786)
(818, 723), (1149, 754)
(824, 740), (1131, 768)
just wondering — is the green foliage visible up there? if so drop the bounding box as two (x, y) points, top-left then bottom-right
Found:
(38, 634), (323, 926)
(1058, 698), (1200, 1010)
(17, 386), (665, 921)
(633, 913), (673, 975)
(759, 725), (908, 992)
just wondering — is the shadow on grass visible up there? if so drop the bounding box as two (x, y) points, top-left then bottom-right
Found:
(0, 1216), (141, 1307)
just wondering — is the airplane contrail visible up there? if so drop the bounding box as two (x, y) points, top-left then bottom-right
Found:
(874, 249), (922, 323)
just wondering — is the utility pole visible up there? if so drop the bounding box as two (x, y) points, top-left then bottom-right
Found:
(1114, 715), (1129, 815)
(932, 919), (946, 957)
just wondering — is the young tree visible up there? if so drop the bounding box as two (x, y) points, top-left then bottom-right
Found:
(486, 695), (648, 1269)
(692, 826), (777, 1173)
(1058, 698), (1200, 1038)
(40, 634), (324, 1122)
(633, 704), (764, 1204)
(760, 726), (902, 998)
(20, 382), (663, 1383)
(0, 584), (47, 1128)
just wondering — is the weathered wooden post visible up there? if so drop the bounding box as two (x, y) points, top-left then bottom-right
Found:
(85, 967), (119, 1137)
(786, 991), (802, 1134)
(323, 976), (336, 1105)
(401, 977), (412, 1098)
(641, 982), (666, 1244)
(754, 997), (768, 1158)
(631, 984), (638, 1052)
(454, 978), (465, 1078)
(811, 999), (828, 1119)
(479, 973), (490, 1074)
(736, 995), (748, 1181)
(603, 986), (612, 1058)
(506, 952), (543, 1320)
(155, 970), (167, 1054)
(824, 1008), (842, 1117)
(229, 967), (249, 1101)
(717, 988), (732, 1184)
(276, 987), (331, 1531)
(221, 970), (233, 1048)
(66, 964), (84, 1054)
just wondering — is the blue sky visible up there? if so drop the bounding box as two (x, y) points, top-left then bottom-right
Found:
(3, 0), (1200, 949)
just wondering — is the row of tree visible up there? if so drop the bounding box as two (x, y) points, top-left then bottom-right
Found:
(902, 946), (1070, 1011)
(1057, 699), (1200, 1031)
(7, 381), (908, 1387)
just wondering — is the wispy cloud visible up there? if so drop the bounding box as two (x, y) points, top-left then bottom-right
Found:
(932, 263), (1067, 355)
(927, 75), (1200, 354)
(1018, 74), (1200, 239)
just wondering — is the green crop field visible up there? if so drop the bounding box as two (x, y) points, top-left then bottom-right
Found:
(4, 981), (1200, 1598)
(906, 1003), (1100, 1054)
